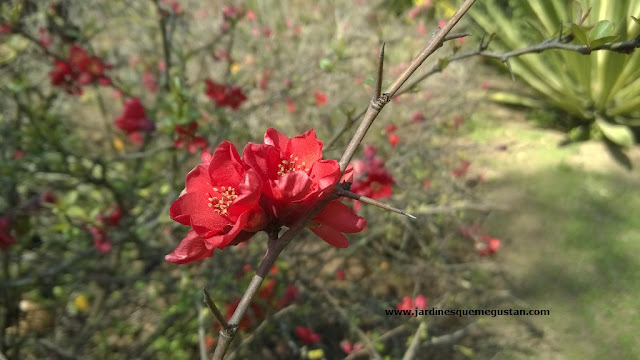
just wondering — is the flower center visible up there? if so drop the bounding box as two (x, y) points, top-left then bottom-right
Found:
(370, 181), (382, 192)
(207, 186), (238, 215)
(277, 154), (309, 176)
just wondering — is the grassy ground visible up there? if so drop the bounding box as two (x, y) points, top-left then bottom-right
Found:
(466, 108), (640, 359)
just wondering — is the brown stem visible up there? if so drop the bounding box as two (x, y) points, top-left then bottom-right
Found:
(211, 195), (335, 360)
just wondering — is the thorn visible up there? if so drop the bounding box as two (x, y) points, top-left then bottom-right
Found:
(375, 42), (385, 99)
(203, 287), (230, 331)
(335, 188), (417, 220)
(444, 32), (471, 41)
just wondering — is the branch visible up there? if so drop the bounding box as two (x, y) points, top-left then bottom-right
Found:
(338, 0), (477, 173)
(210, 2), (479, 358)
(481, 33), (640, 60)
(226, 305), (297, 360)
(212, 194), (336, 360)
(402, 321), (427, 360)
(335, 187), (416, 219)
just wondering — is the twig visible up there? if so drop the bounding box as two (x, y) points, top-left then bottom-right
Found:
(414, 202), (507, 215)
(38, 339), (81, 360)
(226, 305), (297, 360)
(401, 321), (427, 360)
(422, 321), (478, 347)
(481, 34), (640, 59)
(204, 287), (230, 332)
(375, 42), (385, 99)
(212, 194), (336, 360)
(335, 188), (416, 219)
(197, 302), (208, 360)
(338, 0), (477, 174)
(344, 324), (408, 360)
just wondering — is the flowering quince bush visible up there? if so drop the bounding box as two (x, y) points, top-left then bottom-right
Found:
(6, 0), (620, 357)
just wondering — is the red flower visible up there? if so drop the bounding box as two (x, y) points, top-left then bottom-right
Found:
(243, 129), (366, 248)
(411, 112), (424, 123)
(49, 60), (81, 95)
(142, 71), (158, 93)
(115, 98), (156, 135)
(295, 327), (321, 345)
(0, 217), (15, 251)
(341, 340), (364, 354)
(336, 269), (346, 280)
(396, 296), (413, 311)
(205, 79), (247, 110)
(90, 227), (112, 254)
(174, 122), (208, 154)
(350, 146), (395, 211)
(243, 129), (339, 204)
(66, 45), (110, 86)
(396, 295), (427, 311)
(166, 141), (267, 264)
(98, 206), (122, 227)
(314, 91), (327, 106)
(0, 24), (11, 35)
(451, 160), (470, 178)
(277, 284), (299, 307)
(385, 124), (397, 133)
(286, 98), (295, 113)
(414, 294), (427, 310)
(476, 234), (501, 256)
(387, 133), (399, 147)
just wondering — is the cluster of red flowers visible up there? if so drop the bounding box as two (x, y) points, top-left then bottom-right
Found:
(89, 206), (122, 254)
(451, 159), (471, 178)
(396, 294), (428, 311)
(173, 121), (208, 154)
(460, 224), (501, 256)
(165, 128), (367, 264)
(204, 79), (247, 110)
(296, 326), (321, 345)
(114, 98), (156, 145)
(49, 44), (111, 95)
(350, 145), (395, 212)
(221, 5), (246, 32)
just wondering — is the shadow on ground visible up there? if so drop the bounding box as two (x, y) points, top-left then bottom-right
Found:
(479, 147), (640, 360)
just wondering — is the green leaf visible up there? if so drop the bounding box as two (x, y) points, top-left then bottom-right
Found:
(318, 58), (333, 72)
(571, 24), (589, 45)
(596, 118), (635, 147)
(590, 35), (620, 49)
(438, 57), (450, 70)
(590, 20), (614, 40)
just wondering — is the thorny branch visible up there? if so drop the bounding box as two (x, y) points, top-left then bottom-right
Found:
(210, 1), (479, 359)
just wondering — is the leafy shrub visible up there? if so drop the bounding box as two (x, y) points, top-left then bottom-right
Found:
(470, 0), (640, 148)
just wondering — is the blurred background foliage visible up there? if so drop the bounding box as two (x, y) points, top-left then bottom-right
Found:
(470, 0), (640, 153)
(0, 0), (638, 359)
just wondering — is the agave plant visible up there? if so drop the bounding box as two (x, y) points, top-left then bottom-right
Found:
(470, 0), (640, 148)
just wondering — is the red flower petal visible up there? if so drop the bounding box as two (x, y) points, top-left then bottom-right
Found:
(309, 224), (350, 248)
(165, 230), (214, 264)
(313, 200), (367, 233)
